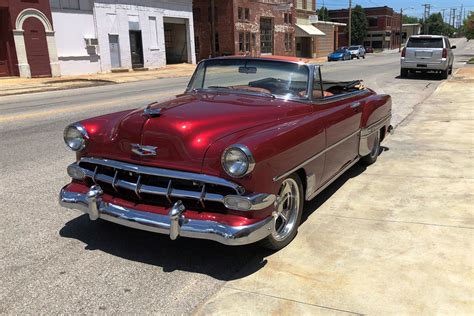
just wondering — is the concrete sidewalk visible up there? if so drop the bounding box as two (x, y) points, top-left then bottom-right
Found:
(195, 69), (474, 314)
(0, 63), (196, 97)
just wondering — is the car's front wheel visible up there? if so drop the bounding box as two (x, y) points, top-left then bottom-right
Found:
(260, 173), (303, 250)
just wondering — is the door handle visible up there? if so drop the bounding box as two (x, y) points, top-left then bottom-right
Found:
(350, 102), (361, 109)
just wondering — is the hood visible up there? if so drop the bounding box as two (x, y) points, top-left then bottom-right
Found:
(81, 92), (310, 172)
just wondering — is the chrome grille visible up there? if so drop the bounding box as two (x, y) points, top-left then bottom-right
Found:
(77, 157), (244, 210)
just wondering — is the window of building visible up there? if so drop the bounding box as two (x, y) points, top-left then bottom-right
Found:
(193, 8), (201, 23)
(368, 17), (377, 27)
(239, 32), (251, 53)
(238, 7), (250, 21)
(303, 0), (307, 10)
(195, 36), (200, 57)
(285, 32), (292, 51)
(57, 0), (80, 9)
(260, 17), (273, 54)
(215, 33), (220, 52)
(284, 13), (292, 24)
(149, 17), (158, 49)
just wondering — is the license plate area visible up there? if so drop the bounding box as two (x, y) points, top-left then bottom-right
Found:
(415, 51), (433, 58)
(417, 64), (427, 68)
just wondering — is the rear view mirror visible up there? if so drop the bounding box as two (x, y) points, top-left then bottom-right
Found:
(451, 45), (456, 49)
(239, 66), (257, 74)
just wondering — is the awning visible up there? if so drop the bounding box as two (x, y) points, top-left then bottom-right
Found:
(295, 24), (326, 37)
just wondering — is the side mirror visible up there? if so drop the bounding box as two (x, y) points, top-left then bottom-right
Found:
(451, 45), (456, 49)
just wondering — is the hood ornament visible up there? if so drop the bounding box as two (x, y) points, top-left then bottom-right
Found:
(143, 105), (162, 117)
(131, 144), (157, 156)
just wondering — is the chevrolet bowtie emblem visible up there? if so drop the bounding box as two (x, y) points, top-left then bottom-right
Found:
(131, 144), (157, 156)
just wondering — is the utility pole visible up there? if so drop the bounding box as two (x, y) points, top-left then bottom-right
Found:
(441, 9), (447, 23)
(348, 0), (352, 46)
(399, 8), (403, 52)
(452, 8), (457, 28)
(422, 4), (431, 34)
(210, 0), (216, 57)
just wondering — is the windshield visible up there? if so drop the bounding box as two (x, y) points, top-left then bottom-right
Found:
(348, 46), (359, 50)
(334, 49), (345, 53)
(187, 59), (310, 99)
(407, 38), (443, 48)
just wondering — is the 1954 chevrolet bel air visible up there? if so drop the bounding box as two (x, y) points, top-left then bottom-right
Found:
(60, 56), (392, 249)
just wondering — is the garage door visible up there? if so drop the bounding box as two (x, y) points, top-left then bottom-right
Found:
(23, 17), (51, 77)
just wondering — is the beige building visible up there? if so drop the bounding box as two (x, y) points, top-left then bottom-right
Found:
(402, 23), (422, 44)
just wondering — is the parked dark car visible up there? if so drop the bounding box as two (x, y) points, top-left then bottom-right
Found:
(328, 48), (351, 61)
(365, 46), (374, 53)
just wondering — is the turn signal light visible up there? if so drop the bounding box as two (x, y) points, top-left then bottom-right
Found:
(401, 47), (406, 57)
(442, 48), (447, 58)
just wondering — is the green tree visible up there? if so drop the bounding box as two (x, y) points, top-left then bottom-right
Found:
(318, 6), (329, 21)
(348, 5), (368, 45)
(464, 12), (474, 40)
(403, 15), (420, 24)
(422, 13), (451, 35)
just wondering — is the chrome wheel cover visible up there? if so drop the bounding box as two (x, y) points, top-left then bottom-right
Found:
(273, 178), (300, 241)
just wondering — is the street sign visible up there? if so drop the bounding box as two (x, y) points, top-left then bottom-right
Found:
(309, 15), (319, 23)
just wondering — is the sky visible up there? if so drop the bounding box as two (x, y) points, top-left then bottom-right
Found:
(317, 0), (473, 22)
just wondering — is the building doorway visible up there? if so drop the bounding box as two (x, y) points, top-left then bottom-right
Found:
(164, 19), (188, 64)
(129, 30), (144, 68)
(108, 34), (121, 69)
(23, 17), (51, 77)
(260, 17), (273, 55)
(296, 37), (311, 57)
(0, 8), (13, 77)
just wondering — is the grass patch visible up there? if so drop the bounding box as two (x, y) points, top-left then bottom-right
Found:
(468, 58), (474, 64)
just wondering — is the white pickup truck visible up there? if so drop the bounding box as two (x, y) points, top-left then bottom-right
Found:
(400, 35), (456, 79)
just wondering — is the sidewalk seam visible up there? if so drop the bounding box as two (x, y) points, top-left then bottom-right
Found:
(223, 286), (363, 315)
(320, 214), (474, 230)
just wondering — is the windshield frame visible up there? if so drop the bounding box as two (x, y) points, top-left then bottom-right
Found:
(185, 57), (315, 102)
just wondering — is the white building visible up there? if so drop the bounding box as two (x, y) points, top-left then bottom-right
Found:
(50, 0), (195, 75)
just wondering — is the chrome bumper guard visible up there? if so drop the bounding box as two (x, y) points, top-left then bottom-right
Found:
(59, 185), (275, 246)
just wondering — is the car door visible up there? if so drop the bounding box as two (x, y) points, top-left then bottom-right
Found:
(312, 69), (362, 185)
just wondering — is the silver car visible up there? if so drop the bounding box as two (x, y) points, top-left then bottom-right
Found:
(401, 35), (456, 79)
(347, 45), (366, 59)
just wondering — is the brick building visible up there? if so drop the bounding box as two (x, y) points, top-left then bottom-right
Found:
(294, 0), (325, 58)
(328, 6), (401, 50)
(0, 0), (59, 77)
(192, 0), (295, 61)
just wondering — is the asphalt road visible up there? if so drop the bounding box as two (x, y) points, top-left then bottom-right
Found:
(0, 38), (470, 313)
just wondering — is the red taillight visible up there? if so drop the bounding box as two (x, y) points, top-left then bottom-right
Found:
(401, 47), (406, 57)
(442, 48), (447, 58)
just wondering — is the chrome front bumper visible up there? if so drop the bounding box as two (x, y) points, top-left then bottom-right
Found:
(59, 185), (275, 246)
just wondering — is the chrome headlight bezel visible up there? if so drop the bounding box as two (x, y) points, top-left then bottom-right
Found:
(221, 144), (255, 178)
(63, 123), (89, 152)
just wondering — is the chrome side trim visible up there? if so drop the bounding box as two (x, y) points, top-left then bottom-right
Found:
(79, 157), (244, 194)
(306, 158), (360, 201)
(273, 129), (360, 182)
(59, 186), (275, 246)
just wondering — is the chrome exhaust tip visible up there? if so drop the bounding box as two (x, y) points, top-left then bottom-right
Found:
(388, 125), (394, 135)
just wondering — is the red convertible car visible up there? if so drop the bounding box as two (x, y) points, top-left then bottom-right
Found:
(60, 56), (392, 249)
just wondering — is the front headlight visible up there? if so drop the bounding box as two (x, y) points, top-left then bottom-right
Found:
(64, 124), (89, 151)
(221, 144), (255, 178)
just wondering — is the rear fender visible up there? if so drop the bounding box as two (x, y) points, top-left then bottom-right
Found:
(359, 94), (392, 156)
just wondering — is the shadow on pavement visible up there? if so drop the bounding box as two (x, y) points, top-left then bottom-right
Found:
(395, 72), (444, 81)
(60, 214), (273, 281)
(301, 163), (367, 224)
(60, 150), (389, 280)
